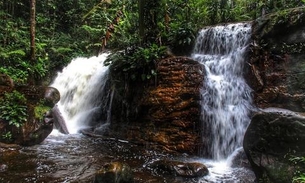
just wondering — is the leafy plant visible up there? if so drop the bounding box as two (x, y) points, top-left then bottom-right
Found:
(290, 156), (305, 183)
(0, 91), (28, 128)
(105, 44), (167, 81)
(34, 100), (51, 120)
(168, 21), (196, 47)
(2, 131), (12, 140)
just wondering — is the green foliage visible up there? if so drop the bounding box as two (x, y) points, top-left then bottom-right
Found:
(0, 67), (29, 84)
(294, 174), (305, 183)
(290, 156), (305, 183)
(0, 91), (28, 128)
(1, 0), (305, 84)
(168, 22), (196, 47)
(34, 103), (51, 121)
(106, 0), (140, 49)
(105, 44), (167, 81)
(2, 131), (12, 140)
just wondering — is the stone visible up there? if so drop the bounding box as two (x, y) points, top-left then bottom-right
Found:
(108, 56), (204, 155)
(243, 108), (305, 183)
(93, 162), (133, 183)
(247, 7), (305, 112)
(44, 87), (60, 107)
(227, 147), (252, 170)
(245, 7), (305, 182)
(149, 160), (209, 178)
(52, 105), (69, 134)
(0, 82), (60, 146)
(0, 164), (8, 173)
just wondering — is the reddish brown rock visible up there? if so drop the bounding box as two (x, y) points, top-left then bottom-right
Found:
(109, 56), (204, 155)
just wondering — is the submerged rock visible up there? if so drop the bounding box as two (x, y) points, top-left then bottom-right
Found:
(93, 162), (133, 183)
(244, 108), (305, 183)
(149, 160), (208, 178)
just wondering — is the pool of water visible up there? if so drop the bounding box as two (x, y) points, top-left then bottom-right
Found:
(0, 131), (255, 183)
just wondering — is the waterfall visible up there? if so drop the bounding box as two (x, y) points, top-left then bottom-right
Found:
(192, 23), (253, 160)
(51, 53), (112, 134)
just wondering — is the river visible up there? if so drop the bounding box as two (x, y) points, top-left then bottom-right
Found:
(1, 130), (255, 183)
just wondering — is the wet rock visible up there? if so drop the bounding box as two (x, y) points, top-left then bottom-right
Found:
(150, 160), (208, 178)
(245, 7), (305, 182)
(109, 56), (204, 155)
(0, 80), (60, 145)
(93, 162), (133, 183)
(247, 7), (305, 112)
(0, 164), (8, 172)
(228, 148), (252, 170)
(52, 105), (69, 134)
(16, 85), (60, 105)
(20, 122), (54, 146)
(44, 87), (60, 107)
(243, 108), (305, 183)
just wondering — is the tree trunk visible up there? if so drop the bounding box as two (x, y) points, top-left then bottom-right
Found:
(138, 0), (145, 45)
(30, 0), (36, 62)
(29, 0), (36, 84)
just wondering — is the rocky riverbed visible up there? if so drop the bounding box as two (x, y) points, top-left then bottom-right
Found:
(0, 131), (255, 183)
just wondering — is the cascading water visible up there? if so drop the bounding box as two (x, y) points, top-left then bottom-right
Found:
(192, 23), (253, 160)
(51, 53), (112, 134)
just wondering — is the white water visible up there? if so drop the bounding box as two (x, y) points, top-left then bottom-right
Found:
(51, 53), (111, 134)
(192, 23), (253, 160)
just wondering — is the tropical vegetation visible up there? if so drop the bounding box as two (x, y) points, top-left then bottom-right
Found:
(1, 0), (304, 85)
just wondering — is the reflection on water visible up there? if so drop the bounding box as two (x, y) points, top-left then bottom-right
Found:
(0, 131), (255, 183)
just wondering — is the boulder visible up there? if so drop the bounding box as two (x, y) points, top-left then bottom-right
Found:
(0, 76), (60, 145)
(243, 108), (305, 183)
(149, 160), (209, 178)
(245, 7), (305, 182)
(247, 7), (305, 112)
(108, 56), (204, 155)
(93, 162), (133, 183)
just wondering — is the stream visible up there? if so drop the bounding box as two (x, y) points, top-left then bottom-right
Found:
(1, 131), (255, 183)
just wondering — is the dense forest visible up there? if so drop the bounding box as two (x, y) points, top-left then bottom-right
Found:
(1, 0), (304, 85)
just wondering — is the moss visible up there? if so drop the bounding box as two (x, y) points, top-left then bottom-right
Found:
(34, 103), (51, 120)
(254, 7), (305, 46)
